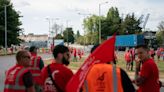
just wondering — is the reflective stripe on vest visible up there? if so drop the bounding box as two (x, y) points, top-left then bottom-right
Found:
(30, 67), (40, 70)
(5, 68), (26, 90)
(34, 57), (38, 67)
(32, 73), (41, 77)
(31, 57), (39, 68)
(112, 64), (117, 92)
(84, 80), (89, 92)
(31, 57), (40, 77)
(4, 84), (25, 90)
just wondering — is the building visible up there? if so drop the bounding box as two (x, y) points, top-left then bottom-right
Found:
(19, 33), (48, 48)
(143, 31), (158, 49)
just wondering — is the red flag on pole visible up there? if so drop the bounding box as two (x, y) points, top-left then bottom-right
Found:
(66, 34), (116, 92)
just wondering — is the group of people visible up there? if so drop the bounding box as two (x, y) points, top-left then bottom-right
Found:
(4, 44), (164, 92)
(124, 48), (135, 71)
(4, 45), (73, 92)
(156, 47), (164, 61)
(69, 47), (84, 62)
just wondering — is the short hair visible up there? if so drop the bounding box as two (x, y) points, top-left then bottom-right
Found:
(53, 45), (69, 58)
(90, 44), (100, 53)
(16, 50), (28, 61)
(135, 45), (149, 51)
(29, 46), (37, 52)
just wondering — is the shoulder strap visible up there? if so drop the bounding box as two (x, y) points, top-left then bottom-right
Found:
(47, 65), (64, 92)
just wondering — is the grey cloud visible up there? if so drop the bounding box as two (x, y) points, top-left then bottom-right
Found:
(13, 1), (30, 8)
(20, 1), (30, 6)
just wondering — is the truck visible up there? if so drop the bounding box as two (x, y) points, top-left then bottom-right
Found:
(108, 34), (145, 51)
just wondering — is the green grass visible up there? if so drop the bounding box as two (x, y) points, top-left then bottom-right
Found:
(68, 58), (85, 70)
(157, 60), (164, 73)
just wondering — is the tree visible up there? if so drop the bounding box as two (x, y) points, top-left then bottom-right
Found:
(83, 15), (99, 33)
(101, 7), (121, 37)
(121, 13), (142, 35)
(76, 35), (85, 45)
(63, 27), (75, 44)
(156, 21), (164, 46)
(83, 15), (100, 44)
(85, 31), (99, 45)
(55, 34), (63, 39)
(76, 30), (80, 38)
(82, 7), (142, 44)
(74, 30), (81, 42)
(0, 0), (22, 47)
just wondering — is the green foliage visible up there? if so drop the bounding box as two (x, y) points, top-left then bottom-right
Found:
(101, 7), (121, 38)
(156, 21), (164, 46)
(55, 34), (63, 39)
(82, 7), (142, 44)
(83, 15), (100, 43)
(63, 27), (75, 44)
(85, 31), (99, 45)
(0, 0), (22, 47)
(120, 13), (142, 35)
(76, 30), (80, 38)
(83, 15), (99, 33)
(74, 30), (81, 42)
(76, 36), (85, 45)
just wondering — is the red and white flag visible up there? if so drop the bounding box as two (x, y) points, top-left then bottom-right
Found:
(66, 34), (116, 92)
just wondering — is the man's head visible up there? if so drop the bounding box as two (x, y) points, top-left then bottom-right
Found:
(16, 50), (31, 67)
(53, 45), (70, 66)
(135, 45), (149, 62)
(90, 44), (100, 53)
(29, 46), (38, 53)
(90, 44), (117, 64)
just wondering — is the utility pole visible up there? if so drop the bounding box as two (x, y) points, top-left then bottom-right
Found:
(78, 12), (91, 49)
(66, 20), (69, 46)
(4, 5), (10, 55)
(98, 1), (108, 44)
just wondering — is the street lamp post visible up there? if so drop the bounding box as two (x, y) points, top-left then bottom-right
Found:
(66, 20), (69, 46)
(46, 18), (51, 37)
(78, 13), (91, 50)
(99, 1), (108, 44)
(4, 5), (10, 55)
(46, 18), (59, 47)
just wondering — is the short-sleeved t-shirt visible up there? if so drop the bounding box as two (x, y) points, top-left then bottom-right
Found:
(41, 63), (73, 92)
(23, 71), (33, 88)
(138, 58), (160, 92)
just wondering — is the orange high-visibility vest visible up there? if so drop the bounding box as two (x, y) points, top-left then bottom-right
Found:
(30, 56), (42, 85)
(83, 64), (123, 92)
(4, 65), (29, 92)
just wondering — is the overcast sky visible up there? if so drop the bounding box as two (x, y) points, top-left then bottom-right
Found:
(11, 0), (164, 35)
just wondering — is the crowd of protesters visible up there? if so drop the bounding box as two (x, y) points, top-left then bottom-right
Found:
(3, 43), (164, 92)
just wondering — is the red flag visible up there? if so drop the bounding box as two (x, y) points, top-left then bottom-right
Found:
(66, 34), (116, 92)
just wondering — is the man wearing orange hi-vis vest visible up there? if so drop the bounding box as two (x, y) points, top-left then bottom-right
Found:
(29, 46), (44, 92)
(82, 44), (135, 92)
(66, 34), (135, 92)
